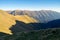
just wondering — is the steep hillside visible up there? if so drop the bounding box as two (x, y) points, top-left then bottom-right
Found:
(0, 10), (60, 40)
(0, 10), (16, 34)
(14, 15), (38, 23)
(9, 10), (60, 23)
(1, 10), (60, 35)
(0, 10), (38, 35)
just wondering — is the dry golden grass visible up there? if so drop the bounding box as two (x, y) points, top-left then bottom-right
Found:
(0, 10), (16, 34)
(14, 15), (38, 23)
(0, 10), (38, 35)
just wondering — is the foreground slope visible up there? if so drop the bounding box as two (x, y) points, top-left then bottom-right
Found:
(0, 28), (60, 40)
(0, 10), (16, 34)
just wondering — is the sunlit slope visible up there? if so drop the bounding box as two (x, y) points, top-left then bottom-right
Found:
(0, 10), (16, 34)
(0, 10), (38, 35)
(14, 15), (38, 23)
(10, 10), (60, 23)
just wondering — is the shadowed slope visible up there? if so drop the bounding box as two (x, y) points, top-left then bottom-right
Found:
(10, 19), (60, 34)
(46, 19), (60, 28)
(10, 20), (34, 34)
(7, 28), (60, 40)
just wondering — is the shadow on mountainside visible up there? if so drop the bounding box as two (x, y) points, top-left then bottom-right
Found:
(10, 20), (45, 34)
(0, 32), (11, 40)
(10, 20), (34, 34)
(46, 19), (60, 28)
(0, 19), (60, 35)
(0, 19), (60, 39)
(10, 19), (60, 34)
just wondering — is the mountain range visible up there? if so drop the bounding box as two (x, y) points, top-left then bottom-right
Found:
(0, 10), (37, 34)
(0, 10), (60, 35)
(0, 10), (60, 40)
(8, 10), (60, 23)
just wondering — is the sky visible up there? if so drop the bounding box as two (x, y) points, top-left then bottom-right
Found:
(0, 0), (60, 12)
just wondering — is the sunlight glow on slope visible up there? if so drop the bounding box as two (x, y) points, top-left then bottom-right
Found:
(0, 10), (16, 35)
(14, 15), (38, 23)
(0, 10), (38, 35)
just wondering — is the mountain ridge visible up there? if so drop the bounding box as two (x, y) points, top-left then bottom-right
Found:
(8, 10), (60, 23)
(0, 10), (60, 35)
(0, 10), (38, 34)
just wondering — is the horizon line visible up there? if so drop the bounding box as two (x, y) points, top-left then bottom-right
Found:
(0, 9), (60, 12)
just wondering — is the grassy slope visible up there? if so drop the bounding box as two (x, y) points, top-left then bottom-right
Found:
(14, 15), (38, 23)
(0, 10), (38, 35)
(0, 10), (16, 34)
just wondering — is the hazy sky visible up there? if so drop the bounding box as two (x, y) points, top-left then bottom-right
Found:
(0, 0), (60, 12)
